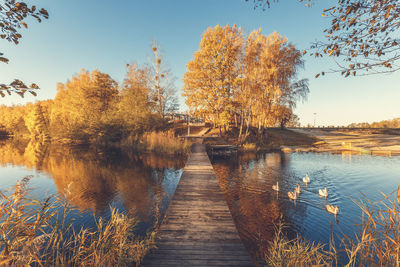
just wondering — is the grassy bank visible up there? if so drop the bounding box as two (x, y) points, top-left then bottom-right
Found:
(204, 126), (318, 152)
(0, 178), (155, 266)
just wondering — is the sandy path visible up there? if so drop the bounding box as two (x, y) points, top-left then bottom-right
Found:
(291, 128), (400, 155)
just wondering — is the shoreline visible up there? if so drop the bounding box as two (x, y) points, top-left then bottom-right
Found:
(286, 128), (400, 156)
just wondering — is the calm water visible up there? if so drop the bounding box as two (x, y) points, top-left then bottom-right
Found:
(2, 139), (400, 265)
(0, 139), (186, 235)
(211, 151), (400, 265)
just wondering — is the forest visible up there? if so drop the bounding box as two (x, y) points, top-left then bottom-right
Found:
(1, 25), (307, 148)
(0, 44), (183, 149)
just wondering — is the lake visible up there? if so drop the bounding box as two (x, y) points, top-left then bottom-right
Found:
(0, 139), (186, 236)
(1, 139), (399, 265)
(211, 151), (400, 265)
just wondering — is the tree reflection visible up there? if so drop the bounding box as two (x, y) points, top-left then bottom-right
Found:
(212, 152), (300, 266)
(0, 141), (185, 223)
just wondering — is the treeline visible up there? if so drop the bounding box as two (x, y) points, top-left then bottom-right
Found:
(348, 118), (400, 128)
(0, 45), (179, 145)
(183, 25), (308, 140)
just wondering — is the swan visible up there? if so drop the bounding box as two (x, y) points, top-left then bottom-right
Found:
(326, 204), (339, 215)
(319, 187), (328, 197)
(272, 182), (279, 191)
(295, 184), (301, 194)
(288, 191), (297, 200)
(302, 173), (310, 184)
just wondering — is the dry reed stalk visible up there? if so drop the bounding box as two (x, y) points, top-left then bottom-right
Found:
(341, 186), (400, 267)
(265, 222), (335, 266)
(140, 130), (191, 155)
(0, 178), (156, 266)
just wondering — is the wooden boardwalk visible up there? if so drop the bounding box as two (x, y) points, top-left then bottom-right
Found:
(144, 143), (253, 266)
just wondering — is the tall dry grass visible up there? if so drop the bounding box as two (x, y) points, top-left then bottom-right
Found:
(265, 186), (400, 266)
(0, 177), (155, 266)
(242, 143), (257, 152)
(265, 222), (335, 266)
(341, 186), (400, 266)
(139, 130), (191, 155)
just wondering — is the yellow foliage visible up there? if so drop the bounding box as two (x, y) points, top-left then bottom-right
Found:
(183, 26), (308, 136)
(50, 69), (119, 141)
(183, 24), (244, 126)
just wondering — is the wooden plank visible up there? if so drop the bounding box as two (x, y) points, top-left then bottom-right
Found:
(143, 143), (253, 266)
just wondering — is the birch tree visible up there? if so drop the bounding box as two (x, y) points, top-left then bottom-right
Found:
(183, 24), (244, 131)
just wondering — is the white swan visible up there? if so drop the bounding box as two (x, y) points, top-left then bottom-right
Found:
(319, 187), (328, 197)
(272, 181), (279, 191)
(326, 204), (339, 215)
(288, 191), (297, 200)
(295, 184), (301, 194)
(302, 173), (310, 184)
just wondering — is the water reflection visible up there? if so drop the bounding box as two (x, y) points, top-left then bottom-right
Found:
(0, 140), (186, 233)
(211, 151), (400, 266)
(212, 152), (287, 264)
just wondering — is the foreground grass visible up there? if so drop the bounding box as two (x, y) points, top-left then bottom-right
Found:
(265, 186), (400, 266)
(265, 223), (334, 266)
(0, 177), (155, 266)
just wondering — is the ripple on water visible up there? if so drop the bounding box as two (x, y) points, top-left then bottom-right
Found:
(212, 151), (400, 264)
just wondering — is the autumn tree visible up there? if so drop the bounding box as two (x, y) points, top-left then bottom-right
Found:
(183, 24), (244, 132)
(149, 42), (178, 118)
(314, 0), (400, 76)
(0, 0), (49, 96)
(0, 104), (30, 135)
(184, 26), (307, 139)
(247, 0), (400, 76)
(237, 30), (308, 140)
(25, 103), (50, 141)
(50, 70), (119, 142)
(119, 62), (154, 135)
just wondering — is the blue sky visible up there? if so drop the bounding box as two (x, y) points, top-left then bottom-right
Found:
(1, 0), (399, 126)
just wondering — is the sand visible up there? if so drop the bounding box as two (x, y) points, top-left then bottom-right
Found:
(290, 128), (400, 156)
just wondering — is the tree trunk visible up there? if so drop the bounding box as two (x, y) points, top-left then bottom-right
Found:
(234, 114), (238, 128)
(245, 111), (250, 140)
(238, 110), (244, 143)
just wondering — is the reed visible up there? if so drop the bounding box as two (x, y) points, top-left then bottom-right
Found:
(265, 222), (335, 266)
(341, 186), (400, 266)
(0, 177), (155, 266)
(139, 130), (191, 155)
(242, 143), (257, 152)
(265, 186), (400, 266)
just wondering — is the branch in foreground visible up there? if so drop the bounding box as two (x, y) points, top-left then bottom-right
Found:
(0, 79), (39, 98)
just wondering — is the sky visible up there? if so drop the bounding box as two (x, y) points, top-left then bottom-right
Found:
(1, 0), (399, 126)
